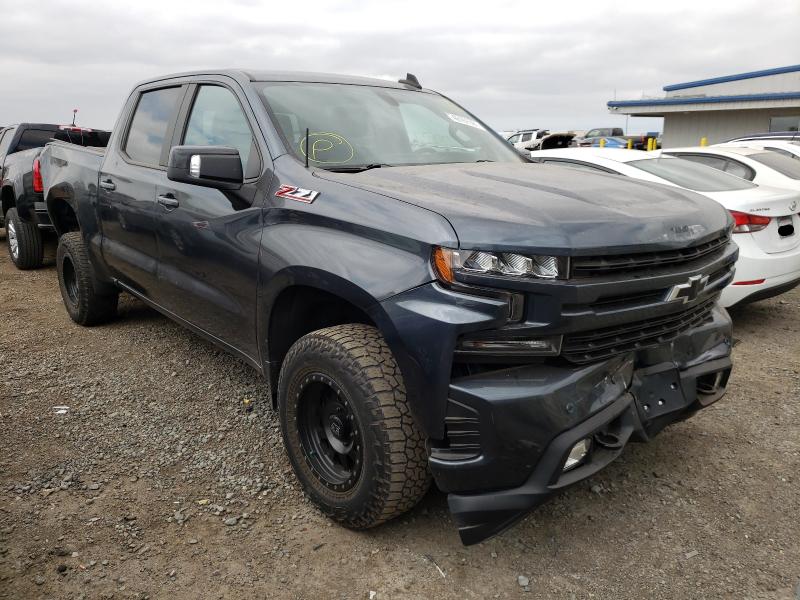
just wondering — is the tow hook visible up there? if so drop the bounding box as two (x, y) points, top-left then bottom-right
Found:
(594, 429), (625, 450)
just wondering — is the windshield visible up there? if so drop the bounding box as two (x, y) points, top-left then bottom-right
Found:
(747, 151), (800, 179)
(257, 82), (523, 169)
(629, 157), (757, 192)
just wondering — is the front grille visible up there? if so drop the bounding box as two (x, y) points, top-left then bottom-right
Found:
(570, 260), (735, 315)
(571, 235), (730, 278)
(562, 297), (717, 363)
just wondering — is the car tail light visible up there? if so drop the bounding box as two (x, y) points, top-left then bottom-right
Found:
(732, 279), (765, 286)
(32, 158), (43, 193)
(729, 210), (770, 233)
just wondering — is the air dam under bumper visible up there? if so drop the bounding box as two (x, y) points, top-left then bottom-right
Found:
(439, 306), (732, 545)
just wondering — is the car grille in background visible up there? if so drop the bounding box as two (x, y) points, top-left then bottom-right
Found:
(562, 297), (717, 363)
(571, 235), (730, 278)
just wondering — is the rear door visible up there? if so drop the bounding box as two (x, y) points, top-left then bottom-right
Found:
(98, 85), (186, 295)
(152, 80), (266, 358)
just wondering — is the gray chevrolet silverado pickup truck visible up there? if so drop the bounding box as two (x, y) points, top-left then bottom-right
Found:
(39, 70), (737, 544)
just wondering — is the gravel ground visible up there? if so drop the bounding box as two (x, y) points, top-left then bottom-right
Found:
(1, 236), (799, 600)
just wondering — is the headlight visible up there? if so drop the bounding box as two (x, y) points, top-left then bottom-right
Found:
(433, 247), (567, 283)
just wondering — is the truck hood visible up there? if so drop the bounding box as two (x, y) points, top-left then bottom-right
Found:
(315, 162), (731, 254)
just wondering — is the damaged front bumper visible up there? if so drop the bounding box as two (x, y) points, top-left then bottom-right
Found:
(433, 305), (733, 545)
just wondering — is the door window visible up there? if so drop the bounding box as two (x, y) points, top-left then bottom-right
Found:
(507, 134), (520, 144)
(184, 85), (258, 178)
(520, 132), (532, 142)
(125, 87), (184, 167)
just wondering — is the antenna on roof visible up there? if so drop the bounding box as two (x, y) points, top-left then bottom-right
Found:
(398, 73), (422, 89)
(71, 109), (78, 126)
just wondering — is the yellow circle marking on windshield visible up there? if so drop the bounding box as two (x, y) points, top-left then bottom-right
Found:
(300, 132), (355, 164)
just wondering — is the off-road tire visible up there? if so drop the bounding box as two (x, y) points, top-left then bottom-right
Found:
(278, 324), (430, 529)
(57, 232), (118, 326)
(6, 207), (44, 269)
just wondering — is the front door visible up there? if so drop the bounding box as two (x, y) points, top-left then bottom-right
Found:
(153, 83), (266, 359)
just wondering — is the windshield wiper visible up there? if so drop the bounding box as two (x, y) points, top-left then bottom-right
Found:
(321, 163), (391, 173)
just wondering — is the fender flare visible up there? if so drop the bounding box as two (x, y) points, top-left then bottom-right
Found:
(257, 266), (427, 426)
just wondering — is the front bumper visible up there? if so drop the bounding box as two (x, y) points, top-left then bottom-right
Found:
(437, 304), (732, 545)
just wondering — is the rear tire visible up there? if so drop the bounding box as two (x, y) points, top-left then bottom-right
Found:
(278, 324), (430, 529)
(56, 232), (118, 325)
(5, 207), (44, 269)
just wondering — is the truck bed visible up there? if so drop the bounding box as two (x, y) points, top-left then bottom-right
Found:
(39, 140), (105, 200)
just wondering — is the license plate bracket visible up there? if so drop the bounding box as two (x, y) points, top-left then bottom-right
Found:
(630, 364), (685, 421)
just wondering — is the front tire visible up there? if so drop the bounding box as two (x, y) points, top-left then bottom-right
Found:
(5, 207), (44, 269)
(278, 324), (430, 529)
(56, 232), (118, 325)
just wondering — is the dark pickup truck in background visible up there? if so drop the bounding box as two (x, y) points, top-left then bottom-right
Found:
(40, 70), (736, 544)
(0, 123), (109, 268)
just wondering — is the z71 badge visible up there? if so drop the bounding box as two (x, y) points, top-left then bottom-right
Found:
(275, 185), (320, 203)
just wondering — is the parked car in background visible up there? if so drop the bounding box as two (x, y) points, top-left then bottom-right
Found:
(573, 127), (623, 147)
(717, 139), (800, 160)
(532, 131), (574, 151)
(573, 128), (660, 150)
(664, 146), (800, 191)
(507, 128), (549, 152)
(0, 123), (110, 268)
(40, 69), (736, 545)
(507, 129), (575, 153)
(726, 131), (799, 143)
(590, 136), (628, 148)
(531, 148), (800, 307)
(584, 127), (624, 139)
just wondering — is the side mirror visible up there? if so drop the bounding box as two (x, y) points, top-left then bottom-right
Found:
(167, 145), (243, 190)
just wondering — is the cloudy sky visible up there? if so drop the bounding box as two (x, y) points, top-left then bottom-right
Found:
(1, 0), (798, 134)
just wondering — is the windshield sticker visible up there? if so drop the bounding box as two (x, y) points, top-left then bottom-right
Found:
(446, 113), (484, 130)
(300, 132), (355, 164)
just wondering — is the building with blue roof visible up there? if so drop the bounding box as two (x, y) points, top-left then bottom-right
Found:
(607, 65), (800, 147)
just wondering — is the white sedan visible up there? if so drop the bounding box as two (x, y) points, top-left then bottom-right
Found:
(530, 148), (800, 307)
(663, 145), (800, 191)
(714, 139), (800, 161)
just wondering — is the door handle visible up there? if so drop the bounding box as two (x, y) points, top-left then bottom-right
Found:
(157, 194), (179, 209)
(99, 179), (116, 191)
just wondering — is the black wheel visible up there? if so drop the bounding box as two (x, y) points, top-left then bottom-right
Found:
(5, 207), (44, 269)
(56, 232), (119, 326)
(278, 324), (430, 529)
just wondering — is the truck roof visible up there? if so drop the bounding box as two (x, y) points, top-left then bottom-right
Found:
(140, 69), (425, 91)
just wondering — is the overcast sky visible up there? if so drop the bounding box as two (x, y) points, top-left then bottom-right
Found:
(1, 0), (798, 134)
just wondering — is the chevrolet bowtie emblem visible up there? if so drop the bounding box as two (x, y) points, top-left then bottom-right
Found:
(666, 274), (709, 304)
